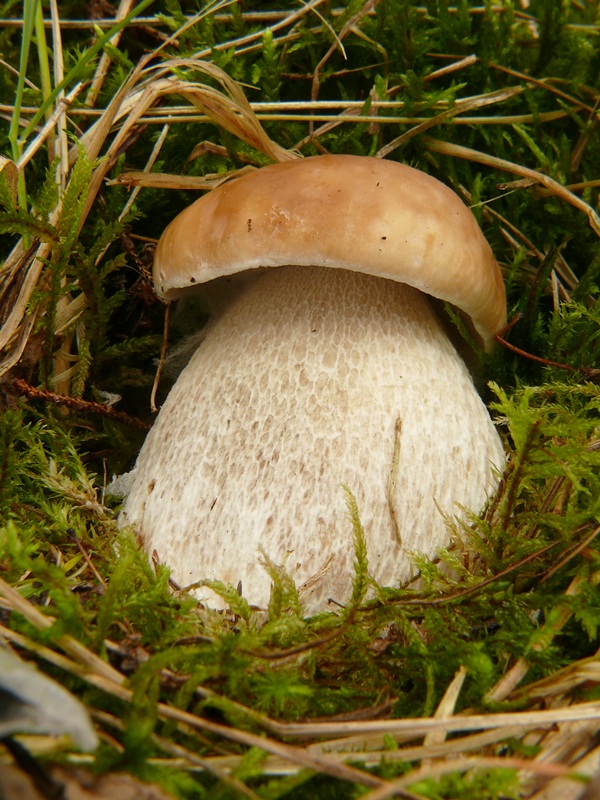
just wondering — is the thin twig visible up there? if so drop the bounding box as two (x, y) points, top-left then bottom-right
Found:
(495, 335), (600, 379)
(386, 541), (558, 609)
(13, 378), (151, 430)
(387, 415), (403, 547)
(150, 303), (170, 413)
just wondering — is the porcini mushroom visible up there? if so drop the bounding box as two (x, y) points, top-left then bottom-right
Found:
(120, 155), (506, 612)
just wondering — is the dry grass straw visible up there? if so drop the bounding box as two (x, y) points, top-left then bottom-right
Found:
(1, 572), (600, 798)
(0, 0), (322, 387)
(3, 2), (599, 390)
(2, 5), (600, 796)
(422, 137), (600, 239)
(6, 3), (384, 382)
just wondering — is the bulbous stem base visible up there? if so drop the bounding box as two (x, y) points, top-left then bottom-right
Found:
(121, 266), (504, 612)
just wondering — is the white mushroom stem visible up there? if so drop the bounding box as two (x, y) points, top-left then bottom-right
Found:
(122, 265), (504, 612)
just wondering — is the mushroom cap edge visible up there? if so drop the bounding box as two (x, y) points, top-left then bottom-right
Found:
(153, 154), (506, 346)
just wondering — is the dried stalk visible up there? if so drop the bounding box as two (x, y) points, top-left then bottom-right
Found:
(422, 137), (600, 238)
(85, 0), (137, 108)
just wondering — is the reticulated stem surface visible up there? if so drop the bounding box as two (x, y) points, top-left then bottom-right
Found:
(122, 266), (504, 611)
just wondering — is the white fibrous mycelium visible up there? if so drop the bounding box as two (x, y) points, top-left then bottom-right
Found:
(118, 155), (506, 613)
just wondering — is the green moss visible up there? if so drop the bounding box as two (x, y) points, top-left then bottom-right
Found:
(1, 1), (599, 797)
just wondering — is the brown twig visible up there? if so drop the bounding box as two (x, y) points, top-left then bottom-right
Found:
(386, 541), (559, 609)
(67, 527), (107, 587)
(241, 617), (354, 661)
(150, 302), (170, 413)
(494, 335), (600, 379)
(541, 524), (600, 583)
(13, 378), (151, 430)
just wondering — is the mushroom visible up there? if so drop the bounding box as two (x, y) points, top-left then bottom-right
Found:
(121, 155), (506, 612)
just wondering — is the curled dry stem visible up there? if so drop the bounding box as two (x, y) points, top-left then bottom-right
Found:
(0, 53), (295, 389)
(422, 137), (600, 238)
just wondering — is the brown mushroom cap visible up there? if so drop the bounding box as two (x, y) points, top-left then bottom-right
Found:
(153, 154), (506, 346)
